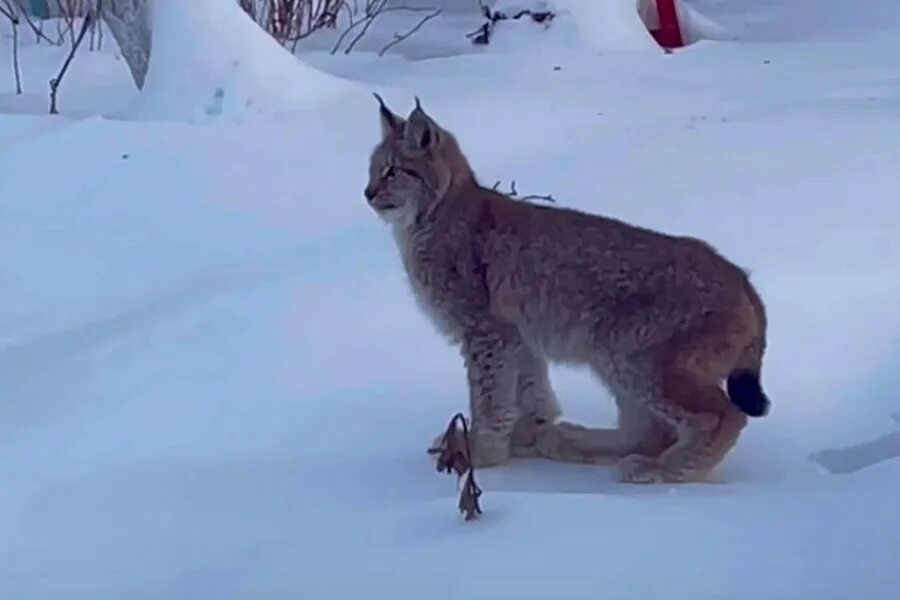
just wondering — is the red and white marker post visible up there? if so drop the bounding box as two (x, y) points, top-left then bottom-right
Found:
(649, 0), (685, 50)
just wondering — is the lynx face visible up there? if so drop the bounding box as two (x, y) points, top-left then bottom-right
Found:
(365, 144), (433, 226)
(364, 96), (456, 227)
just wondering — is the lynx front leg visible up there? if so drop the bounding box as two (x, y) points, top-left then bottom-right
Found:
(461, 330), (523, 468)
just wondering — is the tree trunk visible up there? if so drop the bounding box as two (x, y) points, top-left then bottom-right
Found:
(101, 0), (151, 89)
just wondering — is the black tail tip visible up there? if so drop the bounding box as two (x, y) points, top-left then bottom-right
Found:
(727, 370), (770, 417)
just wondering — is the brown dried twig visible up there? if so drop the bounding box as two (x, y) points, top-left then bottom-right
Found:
(377, 7), (441, 56)
(237, 0), (343, 48)
(492, 179), (557, 204)
(428, 412), (483, 521)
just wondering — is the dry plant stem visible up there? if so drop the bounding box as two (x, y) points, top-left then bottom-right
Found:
(11, 14), (20, 93)
(378, 7), (441, 56)
(0, 1), (22, 94)
(330, 3), (437, 55)
(0, 1), (15, 23)
(239, 0), (342, 48)
(94, 0), (104, 51)
(430, 412), (484, 521)
(491, 179), (557, 204)
(54, 0), (76, 45)
(17, 8), (56, 45)
(49, 12), (94, 115)
(331, 0), (389, 54)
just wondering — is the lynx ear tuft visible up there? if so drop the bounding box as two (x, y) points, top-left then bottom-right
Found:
(404, 98), (440, 152)
(374, 92), (403, 138)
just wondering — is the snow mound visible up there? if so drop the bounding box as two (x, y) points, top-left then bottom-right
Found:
(485, 0), (660, 54)
(557, 0), (662, 52)
(637, 0), (732, 44)
(121, 0), (354, 122)
(485, 0), (731, 53)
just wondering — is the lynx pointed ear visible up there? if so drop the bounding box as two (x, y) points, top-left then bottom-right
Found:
(373, 92), (403, 138)
(403, 98), (440, 152)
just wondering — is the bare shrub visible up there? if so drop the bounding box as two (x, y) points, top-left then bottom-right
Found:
(238, 0), (441, 55)
(238, 0), (345, 47)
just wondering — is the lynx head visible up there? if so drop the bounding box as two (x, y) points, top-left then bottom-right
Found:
(364, 94), (473, 226)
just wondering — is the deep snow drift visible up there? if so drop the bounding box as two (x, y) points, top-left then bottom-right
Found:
(1, 1), (899, 598)
(122, 0), (353, 121)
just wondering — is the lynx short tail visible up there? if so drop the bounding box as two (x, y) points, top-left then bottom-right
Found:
(727, 370), (770, 417)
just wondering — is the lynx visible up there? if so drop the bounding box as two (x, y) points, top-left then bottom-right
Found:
(364, 96), (770, 483)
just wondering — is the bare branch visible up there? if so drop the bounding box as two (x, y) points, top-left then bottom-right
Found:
(378, 7), (441, 57)
(49, 12), (94, 114)
(0, 1), (17, 22)
(342, 3), (383, 54)
(491, 179), (557, 204)
(331, 3), (438, 55)
(14, 5), (58, 45)
(1, 0), (24, 94)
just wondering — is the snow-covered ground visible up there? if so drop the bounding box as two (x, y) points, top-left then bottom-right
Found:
(2, 0), (899, 598)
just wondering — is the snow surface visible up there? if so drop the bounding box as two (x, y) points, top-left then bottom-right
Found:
(2, 0), (900, 598)
(122, 0), (353, 121)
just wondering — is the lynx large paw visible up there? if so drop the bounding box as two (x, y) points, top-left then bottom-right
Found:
(508, 414), (550, 458)
(617, 454), (683, 484)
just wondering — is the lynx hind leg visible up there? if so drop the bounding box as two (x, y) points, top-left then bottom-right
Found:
(617, 393), (745, 483)
(532, 420), (629, 464)
(532, 392), (675, 465)
(617, 334), (751, 484)
(510, 348), (562, 457)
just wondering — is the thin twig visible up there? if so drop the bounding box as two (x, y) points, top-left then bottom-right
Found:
(492, 179), (556, 204)
(16, 6), (57, 45)
(49, 12), (94, 115)
(378, 7), (440, 56)
(341, 0), (389, 55)
(11, 13), (21, 94)
(0, 1), (15, 22)
(0, 1), (23, 94)
(330, 3), (436, 55)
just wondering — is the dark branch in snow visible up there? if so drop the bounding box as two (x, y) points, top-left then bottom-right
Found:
(0, 1), (16, 22)
(492, 179), (557, 204)
(332, 2), (439, 55)
(378, 7), (442, 57)
(0, 0), (23, 94)
(466, 3), (555, 46)
(49, 11), (94, 115)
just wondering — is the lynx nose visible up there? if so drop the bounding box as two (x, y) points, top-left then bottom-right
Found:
(364, 184), (378, 202)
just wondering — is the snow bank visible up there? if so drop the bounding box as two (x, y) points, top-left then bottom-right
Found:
(487, 0), (662, 53)
(557, 0), (662, 52)
(4, 0), (900, 597)
(486, 0), (731, 53)
(121, 0), (354, 122)
(637, 0), (732, 44)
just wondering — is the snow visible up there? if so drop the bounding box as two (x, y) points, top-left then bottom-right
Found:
(2, 0), (900, 598)
(557, 0), (663, 52)
(121, 0), (353, 121)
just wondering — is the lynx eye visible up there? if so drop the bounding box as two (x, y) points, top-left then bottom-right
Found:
(381, 165), (395, 179)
